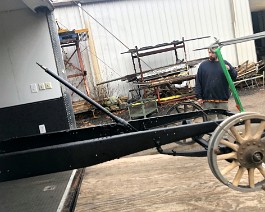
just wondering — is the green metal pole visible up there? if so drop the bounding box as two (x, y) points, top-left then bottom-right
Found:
(214, 47), (245, 112)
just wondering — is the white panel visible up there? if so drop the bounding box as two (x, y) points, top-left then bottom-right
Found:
(54, 0), (252, 97)
(0, 9), (62, 108)
(232, 0), (257, 64)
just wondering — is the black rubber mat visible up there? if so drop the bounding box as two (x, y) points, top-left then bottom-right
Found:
(0, 171), (73, 212)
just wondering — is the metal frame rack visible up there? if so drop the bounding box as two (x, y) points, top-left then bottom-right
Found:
(122, 38), (196, 104)
(59, 29), (90, 98)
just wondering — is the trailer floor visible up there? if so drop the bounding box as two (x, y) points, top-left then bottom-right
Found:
(0, 171), (75, 212)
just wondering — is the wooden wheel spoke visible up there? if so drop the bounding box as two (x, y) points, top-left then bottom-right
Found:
(253, 121), (265, 140)
(230, 126), (244, 144)
(220, 139), (239, 151)
(248, 168), (255, 188)
(257, 165), (265, 178)
(221, 161), (239, 175)
(232, 167), (246, 187)
(217, 152), (237, 161)
(244, 120), (252, 139)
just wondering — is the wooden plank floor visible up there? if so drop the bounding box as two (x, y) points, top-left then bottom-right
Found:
(75, 154), (265, 211)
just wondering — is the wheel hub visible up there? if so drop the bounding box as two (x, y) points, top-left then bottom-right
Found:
(237, 140), (265, 168)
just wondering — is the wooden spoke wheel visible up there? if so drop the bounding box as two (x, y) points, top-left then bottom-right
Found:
(208, 112), (265, 192)
(166, 101), (207, 145)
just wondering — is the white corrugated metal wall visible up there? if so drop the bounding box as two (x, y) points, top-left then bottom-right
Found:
(54, 0), (257, 99)
(232, 0), (257, 64)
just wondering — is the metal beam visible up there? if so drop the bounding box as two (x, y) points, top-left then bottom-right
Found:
(0, 120), (220, 182)
(194, 31), (265, 51)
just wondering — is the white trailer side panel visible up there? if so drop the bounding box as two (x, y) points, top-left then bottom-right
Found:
(0, 9), (62, 108)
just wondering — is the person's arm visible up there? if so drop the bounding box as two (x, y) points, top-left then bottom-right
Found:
(225, 61), (237, 81)
(195, 66), (203, 104)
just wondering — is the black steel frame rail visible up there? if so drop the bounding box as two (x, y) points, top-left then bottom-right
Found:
(0, 119), (221, 182)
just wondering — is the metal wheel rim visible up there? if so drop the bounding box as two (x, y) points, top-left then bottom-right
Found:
(208, 112), (265, 192)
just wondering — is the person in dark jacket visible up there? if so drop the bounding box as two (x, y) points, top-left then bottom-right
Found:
(195, 48), (237, 120)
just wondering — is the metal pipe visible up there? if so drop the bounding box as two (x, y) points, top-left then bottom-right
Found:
(36, 63), (137, 132)
(214, 48), (245, 112)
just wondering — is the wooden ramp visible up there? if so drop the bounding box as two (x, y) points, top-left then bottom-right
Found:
(75, 154), (265, 211)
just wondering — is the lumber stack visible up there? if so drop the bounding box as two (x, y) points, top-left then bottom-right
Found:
(72, 100), (95, 114)
(234, 60), (265, 88)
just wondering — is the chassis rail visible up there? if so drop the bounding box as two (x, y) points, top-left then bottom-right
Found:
(0, 109), (233, 182)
